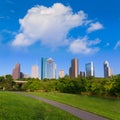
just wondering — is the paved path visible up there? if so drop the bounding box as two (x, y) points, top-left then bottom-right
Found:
(17, 92), (108, 120)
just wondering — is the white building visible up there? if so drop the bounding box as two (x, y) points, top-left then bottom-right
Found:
(59, 70), (64, 78)
(104, 61), (112, 78)
(31, 65), (39, 78)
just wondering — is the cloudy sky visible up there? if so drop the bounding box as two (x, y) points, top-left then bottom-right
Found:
(0, 0), (120, 77)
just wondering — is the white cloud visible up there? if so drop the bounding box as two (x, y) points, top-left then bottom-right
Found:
(12, 3), (87, 47)
(69, 37), (100, 54)
(87, 22), (104, 33)
(114, 40), (120, 49)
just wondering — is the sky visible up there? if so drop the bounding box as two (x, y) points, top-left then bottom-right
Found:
(0, 0), (120, 77)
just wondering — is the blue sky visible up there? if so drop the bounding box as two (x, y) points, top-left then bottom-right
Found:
(0, 0), (120, 77)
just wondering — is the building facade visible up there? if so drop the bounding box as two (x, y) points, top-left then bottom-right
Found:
(41, 57), (56, 79)
(31, 65), (39, 78)
(59, 70), (64, 78)
(41, 58), (47, 79)
(85, 62), (95, 77)
(12, 63), (20, 80)
(47, 58), (56, 79)
(80, 71), (85, 77)
(104, 61), (112, 78)
(69, 58), (79, 78)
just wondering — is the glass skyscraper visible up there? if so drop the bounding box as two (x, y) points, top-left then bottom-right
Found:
(41, 58), (47, 79)
(104, 61), (112, 78)
(85, 62), (95, 77)
(47, 58), (56, 79)
(41, 57), (56, 79)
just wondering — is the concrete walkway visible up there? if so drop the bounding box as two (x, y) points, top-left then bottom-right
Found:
(17, 92), (108, 120)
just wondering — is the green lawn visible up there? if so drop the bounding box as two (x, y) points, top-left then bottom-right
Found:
(29, 92), (120, 120)
(0, 92), (79, 120)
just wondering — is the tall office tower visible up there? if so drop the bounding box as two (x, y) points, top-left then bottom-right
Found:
(41, 58), (47, 79)
(69, 58), (79, 78)
(59, 70), (64, 78)
(31, 65), (39, 78)
(104, 61), (112, 78)
(41, 57), (56, 79)
(85, 62), (95, 77)
(12, 63), (20, 80)
(47, 58), (56, 79)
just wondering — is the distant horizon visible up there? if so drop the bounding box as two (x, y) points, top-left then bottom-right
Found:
(0, 0), (120, 77)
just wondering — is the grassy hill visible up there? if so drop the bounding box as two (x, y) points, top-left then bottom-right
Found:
(0, 92), (79, 120)
(30, 92), (120, 120)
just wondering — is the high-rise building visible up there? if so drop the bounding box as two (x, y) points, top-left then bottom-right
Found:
(59, 70), (64, 78)
(41, 58), (47, 79)
(85, 62), (95, 77)
(41, 57), (56, 79)
(104, 61), (112, 78)
(31, 65), (39, 78)
(47, 58), (56, 79)
(69, 58), (79, 78)
(12, 63), (20, 80)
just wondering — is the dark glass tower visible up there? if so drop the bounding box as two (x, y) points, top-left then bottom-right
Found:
(41, 58), (47, 79)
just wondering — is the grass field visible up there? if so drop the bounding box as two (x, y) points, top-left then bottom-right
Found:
(29, 92), (120, 120)
(0, 92), (80, 120)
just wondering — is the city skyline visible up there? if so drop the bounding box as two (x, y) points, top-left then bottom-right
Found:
(11, 58), (115, 79)
(0, 0), (120, 77)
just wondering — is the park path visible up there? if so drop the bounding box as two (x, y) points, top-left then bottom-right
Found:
(16, 92), (108, 120)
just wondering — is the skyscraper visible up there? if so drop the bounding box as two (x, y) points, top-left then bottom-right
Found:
(12, 63), (20, 80)
(41, 57), (56, 79)
(41, 58), (47, 79)
(31, 65), (39, 78)
(85, 62), (95, 77)
(104, 61), (112, 78)
(47, 58), (56, 79)
(69, 58), (78, 78)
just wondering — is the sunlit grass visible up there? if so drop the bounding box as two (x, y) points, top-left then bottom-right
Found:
(0, 92), (80, 120)
(30, 92), (120, 120)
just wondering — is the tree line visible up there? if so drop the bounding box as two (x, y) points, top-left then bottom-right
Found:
(0, 75), (120, 97)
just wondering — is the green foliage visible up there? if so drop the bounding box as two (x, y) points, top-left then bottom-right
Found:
(0, 75), (14, 91)
(22, 80), (41, 91)
(110, 76), (120, 97)
(57, 78), (86, 94)
(0, 74), (120, 97)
